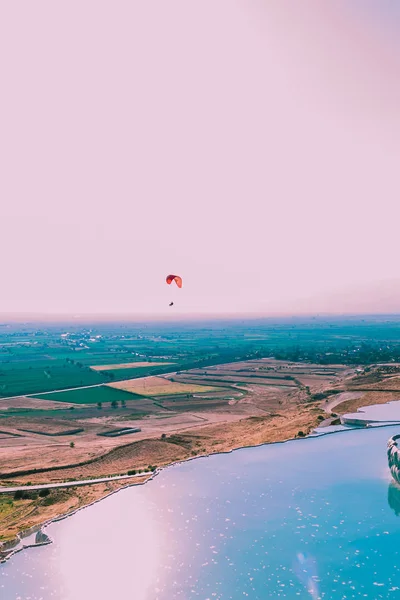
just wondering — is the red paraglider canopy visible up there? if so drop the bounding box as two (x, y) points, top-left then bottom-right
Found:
(166, 274), (182, 288)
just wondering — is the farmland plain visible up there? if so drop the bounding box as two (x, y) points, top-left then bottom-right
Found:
(1, 315), (400, 548)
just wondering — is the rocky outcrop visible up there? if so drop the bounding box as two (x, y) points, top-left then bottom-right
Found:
(0, 524), (51, 563)
(35, 530), (50, 545)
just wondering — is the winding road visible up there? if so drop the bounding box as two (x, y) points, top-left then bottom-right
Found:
(0, 471), (152, 494)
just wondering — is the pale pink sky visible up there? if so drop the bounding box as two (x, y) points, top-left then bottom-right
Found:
(1, 1), (399, 317)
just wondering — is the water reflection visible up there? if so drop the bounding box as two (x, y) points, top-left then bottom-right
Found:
(54, 491), (163, 600)
(3, 426), (400, 599)
(388, 482), (400, 516)
(293, 552), (320, 599)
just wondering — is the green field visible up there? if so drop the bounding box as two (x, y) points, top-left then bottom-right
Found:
(33, 385), (144, 404)
(1, 317), (400, 399)
(0, 361), (106, 397)
(0, 362), (178, 398)
(0, 356), (176, 398)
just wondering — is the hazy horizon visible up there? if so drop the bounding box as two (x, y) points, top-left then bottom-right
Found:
(1, 1), (399, 316)
(1, 309), (400, 325)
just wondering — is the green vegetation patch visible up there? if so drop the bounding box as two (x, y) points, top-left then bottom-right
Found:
(100, 365), (175, 381)
(33, 385), (144, 405)
(0, 495), (15, 518)
(0, 361), (107, 397)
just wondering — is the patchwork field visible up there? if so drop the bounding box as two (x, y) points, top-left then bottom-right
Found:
(0, 358), (358, 483)
(109, 376), (222, 397)
(166, 359), (351, 397)
(171, 374), (298, 387)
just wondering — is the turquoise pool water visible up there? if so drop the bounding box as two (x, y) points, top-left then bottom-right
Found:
(1, 426), (400, 599)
